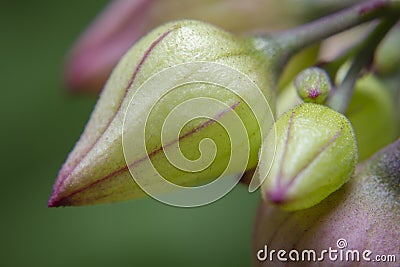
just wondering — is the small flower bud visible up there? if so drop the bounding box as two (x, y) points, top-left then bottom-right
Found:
(259, 103), (358, 211)
(294, 67), (331, 104)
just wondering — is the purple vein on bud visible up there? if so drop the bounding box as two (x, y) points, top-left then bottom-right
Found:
(267, 112), (344, 205)
(49, 100), (240, 207)
(285, 127), (343, 188)
(268, 111), (295, 204)
(48, 28), (176, 207)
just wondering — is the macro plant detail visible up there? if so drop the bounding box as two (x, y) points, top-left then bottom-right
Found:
(122, 61), (276, 207)
(294, 67), (332, 104)
(49, 0), (399, 265)
(259, 103), (358, 211)
(49, 20), (277, 207)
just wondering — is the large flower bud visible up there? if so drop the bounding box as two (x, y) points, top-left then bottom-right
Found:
(49, 20), (277, 207)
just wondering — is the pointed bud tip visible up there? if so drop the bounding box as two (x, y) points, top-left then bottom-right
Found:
(266, 187), (288, 205)
(47, 191), (72, 208)
(47, 197), (63, 208)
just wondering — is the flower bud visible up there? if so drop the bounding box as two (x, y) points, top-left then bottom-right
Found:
(49, 20), (276, 207)
(253, 139), (400, 266)
(259, 103), (358, 211)
(294, 67), (331, 104)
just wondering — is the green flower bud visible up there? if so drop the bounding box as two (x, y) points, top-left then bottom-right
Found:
(294, 67), (331, 104)
(259, 103), (358, 211)
(49, 20), (277, 207)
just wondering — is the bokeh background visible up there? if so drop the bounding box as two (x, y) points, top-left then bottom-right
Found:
(0, 1), (261, 266)
(1, 1), (376, 266)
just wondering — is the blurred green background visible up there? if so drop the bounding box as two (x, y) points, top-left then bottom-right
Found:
(0, 1), (260, 266)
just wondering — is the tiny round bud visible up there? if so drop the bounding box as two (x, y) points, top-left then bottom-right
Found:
(295, 67), (332, 104)
(259, 103), (358, 211)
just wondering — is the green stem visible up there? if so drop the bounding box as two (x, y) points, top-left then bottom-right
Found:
(267, 0), (400, 67)
(327, 17), (399, 113)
